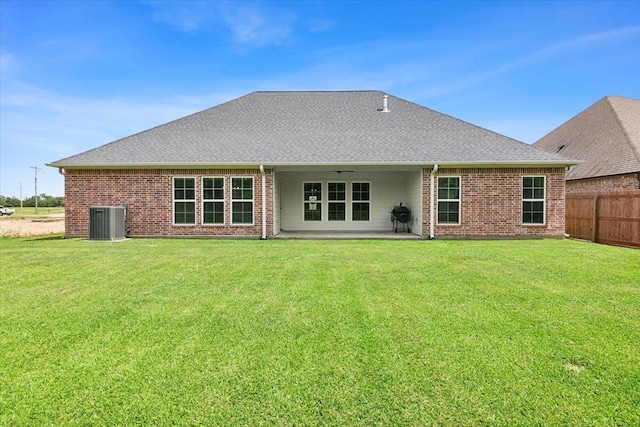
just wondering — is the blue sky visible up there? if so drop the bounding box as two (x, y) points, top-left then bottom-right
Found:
(1, 0), (639, 198)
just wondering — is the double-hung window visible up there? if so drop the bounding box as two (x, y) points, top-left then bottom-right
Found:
(202, 177), (224, 225)
(174, 177), (196, 225)
(304, 182), (322, 221)
(231, 177), (253, 224)
(352, 182), (370, 221)
(522, 176), (545, 224)
(437, 176), (460, 224)
(328, 182), (346, 221)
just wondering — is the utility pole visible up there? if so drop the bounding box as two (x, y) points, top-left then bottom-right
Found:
(20, 182), (24, 209)
(29, 166), (41, 213)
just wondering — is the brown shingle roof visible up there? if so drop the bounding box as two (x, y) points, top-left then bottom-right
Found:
(533, 96), (640, 181)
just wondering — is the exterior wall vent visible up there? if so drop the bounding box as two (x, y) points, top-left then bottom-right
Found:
(89, 206), (126, 240)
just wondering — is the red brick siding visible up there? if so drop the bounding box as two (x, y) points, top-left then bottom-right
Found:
(421, 167), (566, 238)
(566, 174), (640, 195)
(421, 169), (431, 236)
(65, 167), (565, 239)
(64, 169), (274, 238)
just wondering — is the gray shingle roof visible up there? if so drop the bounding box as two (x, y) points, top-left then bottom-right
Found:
(533, 96), (640, 181)
(49, 91), (575, 168)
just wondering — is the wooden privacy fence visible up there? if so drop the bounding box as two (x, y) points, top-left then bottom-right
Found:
(566, 191), (640, 248)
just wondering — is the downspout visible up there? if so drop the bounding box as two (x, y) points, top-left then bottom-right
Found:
(259, 165), (267, 240)
(429, 164), (438, 239)
(57, 167), (65, 176)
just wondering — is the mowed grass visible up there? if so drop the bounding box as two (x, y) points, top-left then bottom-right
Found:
(1, 207), (65, 219)
(1, 238), (639, 426)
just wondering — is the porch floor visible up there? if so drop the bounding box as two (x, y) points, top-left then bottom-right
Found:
(273, 230), (422, 240)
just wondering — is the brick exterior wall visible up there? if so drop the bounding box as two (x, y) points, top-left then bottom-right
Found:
(65, 166), (565, 239)
(566, 173), (640, 195)
(422, 167), (566, 239)
(64, 169), (274, 238)
(421, 169), (431, 237)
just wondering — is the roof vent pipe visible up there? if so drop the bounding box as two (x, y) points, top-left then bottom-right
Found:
(382, 94), (389, 112)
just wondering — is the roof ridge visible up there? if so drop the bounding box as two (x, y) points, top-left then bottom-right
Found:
(605, 96), (640, 167)
(253, 90), (382, 94)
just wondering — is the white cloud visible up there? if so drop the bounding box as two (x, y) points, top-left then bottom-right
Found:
(309, 19), (333, 33)
(410, 25), (640, 99)
(218, 2), (295, 46)
(146, 1), (296, 46)
(0, 52), (19, 78)
(531, 25), (640, 59)
(146, 0), (218, 32)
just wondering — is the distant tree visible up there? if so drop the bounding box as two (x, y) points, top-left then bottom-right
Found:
(53, 196), (65, 207)
(0, 195), (21, 207)
(4, 194), (64, 208)
(41, 195), (65, 207)
(21, 196), (36, 207)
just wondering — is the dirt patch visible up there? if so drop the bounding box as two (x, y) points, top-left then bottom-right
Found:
(0, 218), (65, 237)
(564, 359), (587, 374)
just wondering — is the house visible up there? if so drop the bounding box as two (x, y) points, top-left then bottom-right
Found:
(533, 96), (640, 194)
(47, 91), (577, 239)
(533, 96), (640, 247)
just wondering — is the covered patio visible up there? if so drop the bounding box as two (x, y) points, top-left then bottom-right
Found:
(273, 166), (424, 236)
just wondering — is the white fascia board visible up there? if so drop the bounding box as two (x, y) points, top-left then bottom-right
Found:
(429, 160), (582, 168)
(47, 159), (581, 169)
(46, 162), (264, 170)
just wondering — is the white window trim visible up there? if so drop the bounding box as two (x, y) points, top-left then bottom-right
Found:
(351, 181), (371, 222)
(327, 181), (347, 222)
(300, 180), (373, 223)
(437, 175), (461, 226)
(522, 175), (546, 226)
(231, 176), (254, 226)
(173, 176), (196, 226)
(303, 181), (323, 222)
(202, 176), (225, 226)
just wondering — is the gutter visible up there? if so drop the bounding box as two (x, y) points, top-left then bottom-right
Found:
(429, 164), (438, 239)
(259, 165), (267, 240)
(45, 159), (581, 169)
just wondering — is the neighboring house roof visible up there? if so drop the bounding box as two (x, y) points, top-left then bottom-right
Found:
(49, 91), (574, 168)
(533, 96), (640, 181)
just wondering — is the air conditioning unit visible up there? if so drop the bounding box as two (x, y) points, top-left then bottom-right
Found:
(89, 206), (126, 241)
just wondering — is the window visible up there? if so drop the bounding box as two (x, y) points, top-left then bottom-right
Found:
(328, 182), (346, 221)
(202, 177), (224, 224)
(304, 182), (322, 221)
(174, 177), (195, 225)
(437, 176), (460, 225)
(352, 182), (370, 221)
(523, 176), (545, 224)
(232, 177), (253, 224)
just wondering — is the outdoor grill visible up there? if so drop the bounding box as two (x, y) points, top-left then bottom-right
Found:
(391, 204), (411, 233)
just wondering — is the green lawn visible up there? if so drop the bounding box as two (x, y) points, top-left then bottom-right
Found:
(1, 206), (65, 219)
(1, 238), (638, 426)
